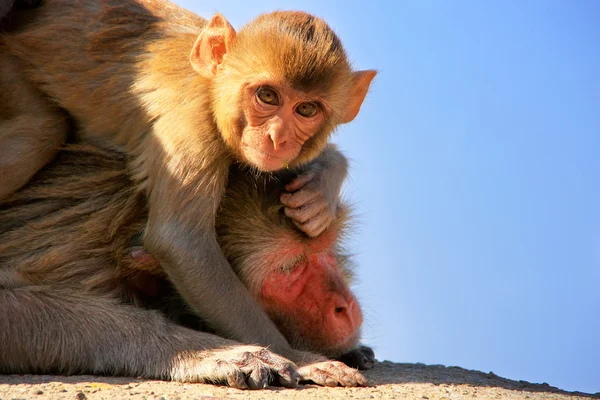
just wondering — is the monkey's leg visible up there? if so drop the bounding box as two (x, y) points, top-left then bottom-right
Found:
(0, 287), (300, 389)
(0, 114), (67, 198)
(0, 52), (68, 200)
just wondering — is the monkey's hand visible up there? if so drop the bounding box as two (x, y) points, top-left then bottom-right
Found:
(297, 360), (368, 387)
(281, 170), (337, 237)
(280, 145), (348, 238)
(335, 345), (376, 370)
(176, 346), (300, 389)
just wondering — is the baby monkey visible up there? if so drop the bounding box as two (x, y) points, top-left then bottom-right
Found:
(0, 0), (376, 364)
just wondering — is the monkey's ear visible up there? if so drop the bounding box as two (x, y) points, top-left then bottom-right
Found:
(340, 70), (377, 124)
(190, 13), (237, 77)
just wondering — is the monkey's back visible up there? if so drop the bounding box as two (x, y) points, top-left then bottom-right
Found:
(0, 0), (208, 142)
(0, 144), (152, 301)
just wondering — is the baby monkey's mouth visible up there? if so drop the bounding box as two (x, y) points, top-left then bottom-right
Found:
(242, 145), (291, 171)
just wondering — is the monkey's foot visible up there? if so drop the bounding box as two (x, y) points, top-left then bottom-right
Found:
(297, 360), (368, 387)
(174, 346), (300, 389)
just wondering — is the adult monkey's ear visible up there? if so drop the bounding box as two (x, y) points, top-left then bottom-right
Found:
(190, 13), (237, 77)
(340, 70), (377, 124)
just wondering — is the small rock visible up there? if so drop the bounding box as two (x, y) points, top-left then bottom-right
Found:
(75, 392), (87, 400)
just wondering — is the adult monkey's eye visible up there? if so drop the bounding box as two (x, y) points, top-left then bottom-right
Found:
(296, 102), (318, 117)
(256, 87), (279, 105)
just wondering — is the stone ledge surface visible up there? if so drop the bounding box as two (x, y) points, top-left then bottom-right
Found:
(1, 361), (597, 400)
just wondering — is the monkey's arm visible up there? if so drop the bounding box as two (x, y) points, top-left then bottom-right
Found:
(141, 136), (316, 364)
(0, 287), (299, 388)
(142, 150), (366, 386)
(281, 143), (349, 237)
(0, 52), (68, 200)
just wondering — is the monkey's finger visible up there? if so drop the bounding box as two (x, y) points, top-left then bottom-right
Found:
(274, 361), (301, 388)
(353, 371), (368, 387)
(293, 219), (324, 238)
(299, 362), (360, 387)
(246, 365), (270, 389)
(294, 213), (332, 238)
(252, 349), (299, 388)
(306, 368), (339, 387)
(225, 369), (249, 389)
(337, 369), (361, 387)
(284, 200), (326, 224)
(276, 371), (300, 388)
(280, 188), (320, 209)
(328, 361), (368, 387)
(285, 172), (315, 192)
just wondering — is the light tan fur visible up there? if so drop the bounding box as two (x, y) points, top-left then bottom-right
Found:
(0, 0), (376, 364)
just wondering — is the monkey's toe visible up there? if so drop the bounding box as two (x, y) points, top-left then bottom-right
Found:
(198, 346), (299, 390)
(297, 360), (368, 388)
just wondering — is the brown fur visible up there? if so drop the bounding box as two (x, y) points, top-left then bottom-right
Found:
(0, 47), (68, 197)
(0, 143), (370, 386)
(0, 0), (375, 364)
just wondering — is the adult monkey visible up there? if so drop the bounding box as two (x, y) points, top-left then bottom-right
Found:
(0, 143), (373, 388)
(0, 0), (376, 366)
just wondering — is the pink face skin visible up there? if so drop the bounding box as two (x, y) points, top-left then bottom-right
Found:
(258, 229), (363, 354)
(239, 83), (327, 171)
(260, 250), (363, 354)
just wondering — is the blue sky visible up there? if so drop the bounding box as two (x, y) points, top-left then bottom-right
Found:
(175, 0), (600, 394)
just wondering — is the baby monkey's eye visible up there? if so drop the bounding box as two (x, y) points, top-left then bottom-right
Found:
(256, 87), (279, 105)
(296, 102), (318, 117)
